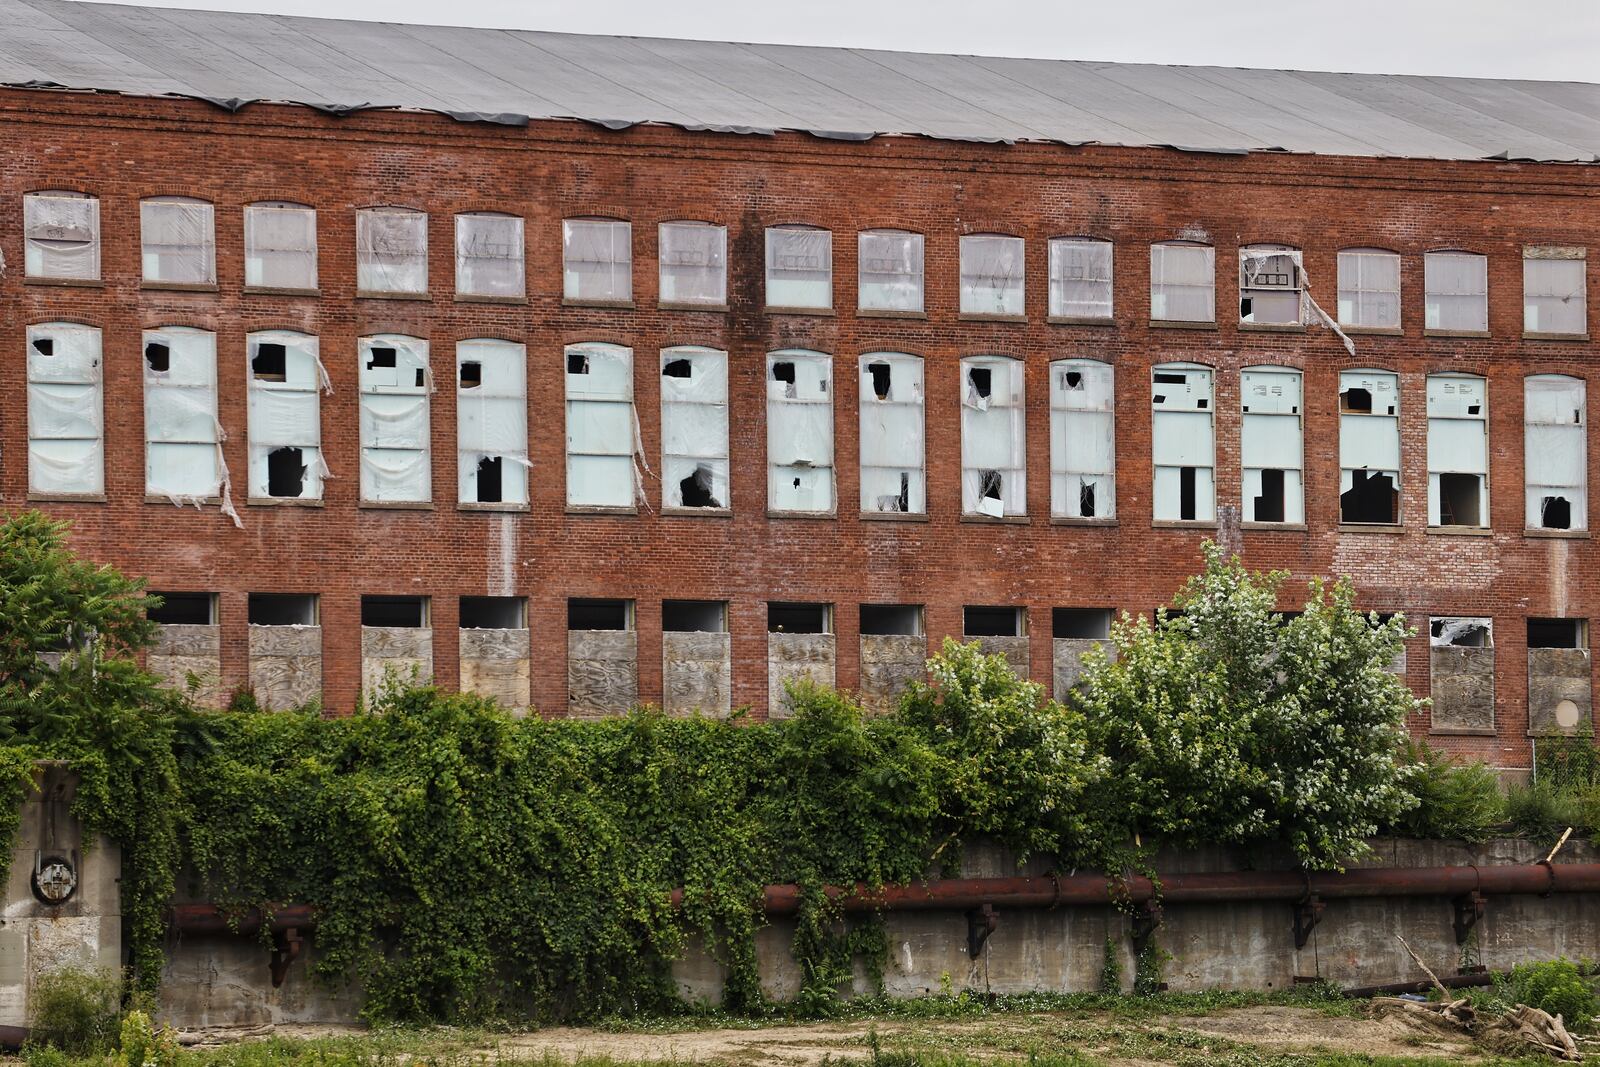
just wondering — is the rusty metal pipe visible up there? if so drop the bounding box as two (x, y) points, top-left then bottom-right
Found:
(168, 903), (316, 935)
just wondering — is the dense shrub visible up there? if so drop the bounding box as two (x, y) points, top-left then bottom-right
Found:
(27, 967), (122, 1056)
(1508, 959), (1598, 1031)
(1390, 743), (1505, 842)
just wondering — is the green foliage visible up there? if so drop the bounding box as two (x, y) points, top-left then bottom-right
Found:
(1132, 941), (1168, 997)
(1099, 937), (1122, 994)
(1507, 959), (1598, 1031)
(113, 1010), (176, 1067)
(1390, 743), (1505, 842)
(27, 966), (123, 1056)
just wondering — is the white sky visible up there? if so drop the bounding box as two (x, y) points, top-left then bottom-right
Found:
(108, 0), (1600, 83)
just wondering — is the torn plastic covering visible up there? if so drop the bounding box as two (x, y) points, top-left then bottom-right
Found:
(857, 230), (923, 312)
(359, 335), (431, 502)
(24, 192), (99, 280)
(1424, 252), (1488, 332)
(767, 350), (835, 512)
(1431, 617), (1492, 647)
(455, 213), (524, 297)
(144, 326), (241, 527)
(961, 356), (1025, 517)
(1150, 242), (1214, 322)
(959, 235), (1024, 315)
(859, 353), (924, 513)
(357, 208), (428, 293)
(765, 227), (832, 308)
(660, 347), (729, 508)
(658, 222), (726, 305)
(562, 219), (631, 302)
(247, 330), (330, 500)
(1525, 375), (1587, 529)
(457, 339), (528, 504)
(27, 323), (103, 496)
(244, 202), (317, 289)
(1150, 364), (1215, 521)
(1237, 247), (1359, 356)
(1050, 359), (1114, 519)
(1048, 238), (1111, 319)
(565, 342), (643, 508)
(1524, 256), (1587, 335)
(1336, 249), (1400, 330)
(1238, 246), (1303, 325)
(1240, 367), (1304, 523)
(140, 196), (215, 284)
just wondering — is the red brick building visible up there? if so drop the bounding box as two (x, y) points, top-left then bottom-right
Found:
(2, 0), (1599, 773)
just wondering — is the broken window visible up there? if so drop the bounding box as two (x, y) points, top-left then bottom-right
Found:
(244, 201), (317, 290)
(661, 346), (729, 510)
(356, 206), (428, 294)
(457, 339), (528, 505)
(144, 326), (224, 502)
(858, 229), (924, 312)
(569, 599), (632, 631)
(1529, 618), (1585, 649)
(1050, 359), (1115, 519)
(140, 196), (215, 285)
(455, 212), (525, 298)
(1150, 241), (1214, 323)
(663, 600), (726, 633)
(1525, 374), (1586, 531)
(859, 353), (924, 514)
(460, 596), (525, 629)
(659, 221), (727, 306)
(1424, 250), (1488, 332)
(961, 356), (1025, 517)
(247, 331), (326, 501)
(1339, 370), (1401, 524)
(27, 322), (103, 496)
(1151, 363), (1214, 522)
(768, 603), (831, 634)
(767, 350), (835, 513)
(1047, 237), (1112, 320)
(860, 604), (923, 636)
(1431, 617), (1491, 648)
(959, 234), (1025, 316)
(1337, 248), (1401, 329)
(360, 335), (431, 503)
(148, 592), (216, 626)
(565, 342), (637, 508)
(248, 593), (317, 626)
(765, 225), (832, 309)
(24, 191), (100, 281)
(1523, 249), (1587, 337)
(1053, 608), (1112, 639)
(964, 606), (1024, 638)
(1427, 374), (1488, 528)
(362, 595), (428, 628)
(563, 217), (631, 303)
(1241, 367), (1303, 524)
(1239, 244), (1303, 325)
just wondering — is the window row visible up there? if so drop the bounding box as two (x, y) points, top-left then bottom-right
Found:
(18, 193), (1590, 336)
(23, 323), (1588, 533)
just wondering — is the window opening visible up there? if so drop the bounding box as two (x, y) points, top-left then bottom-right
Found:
(27, 323), (104, 496)
(1053, 608), (1112, 639)
(661, 347), (729, 510)
(1150, 241), (1214, 322)
(455, 212), (524, 298)
(149, 593), (215, 626)
(860, 354), (924, 514)
(359, 336), (431, 504)
(1241, 367), (1303, 524)
(357, 207), (428, 294)
(860, 604), (922, 636)
(569, 599), (632, 631)
(960, 234), (1025, 316)
(460, 596), (525, 629)
(458, 339), (529, 506)
(362, 596), (428, 628)
(1529, 618), (1585, 649)
(659, 221), (727, 306)
(1339, 370), (1400, 524)
(1239, 245), (1303, 325)
(765, 226), (832, 309)
(459, 362), (482, 388)
(252, 343), (287, 381)
(1048, 238), (1112, 319)
(1337, 249), (1400, 329)
(768, 350), (834, 512)
(1526, 375), (1586, 531)
(962, 356), (1025, 517)
(1051, 359), (1115, 520)
(965, 606), (1024, 637)
(1151, 363), (1214, 521)
(266, 448), (306, 497)
(1424, 251), (1488, 332)
(144, 343), (170, 373)
(24, 192), (100, 281)
(248, 593), (316, 626)
(663, 600), (726, 633)
(244, 202), (317, 290)
(1431, 618), (1491, 648)
(565, 343), (637, 508)
(141, 196), (216, 285)
(858, 229), (924, 312)
(768, 603), (830, 634)
(1427, 375), (1487, 528)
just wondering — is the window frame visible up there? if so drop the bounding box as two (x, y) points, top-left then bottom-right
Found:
(858, 352), (926, 516)
(857, 229), (925, 314)
(356, 206), (429, 296)
(1336, 247), (1401, 332)
(244, 201), (319, 293)
(958, 233), (1026, 319)
(1049, 357), (1115, 521)
(660, 346), (731, 512)
(766, 349), (836, 514)
(1149, 241), (1215, 325)
(140, 195), (217, 288)
(960, 354), (1027, 518)
(658, 220), (728, 309)
(454, 212), (526, 301)
(1239, 365), (1304, 525)
(765, 225), (833, 312)
(1047, 237), (1113, 323)
(1424, 249), (1489, 335)
(1150, 361), (1216, 523)
(1524, 373), (1587, 533)
(23, 190), (101, 283)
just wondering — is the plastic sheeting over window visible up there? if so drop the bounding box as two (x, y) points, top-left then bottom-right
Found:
(27, 322), (103, 496)
(360, 335), (431, 503)
(1337, 248), (1400, 328)
(247, 330), (328, 501)
(457, 339), (528, 505)
(1525, 374), (1586, 531)
(24, 192), (99, 280)
(141, 196), (215, 285)
(1240, 367), (1303, 524)
(144, 326), (238, 524)
(1425, 251), (1488, 332)
(456, 213), (524, 298)
(1239, 245), (1303, 325)
(1050, 359), (1114, 519)
(859, 353), (924, 514)
(766, 227), (832, 309)
(244, 202), (317, 290)
(767, 350), (834, 512)
(1339, 369), (1400, 524)
(1523, 251), (1587, 337)
(357, 208), (428, 294)
(959, 234), (1024, 316)
(566, 342), (639, 508)
(661, 347), (729, 509)
(1048, 238), (1111, 320)
(858, 230), (924, 312)
(563, 219), (631, 303)
(1151, 363), (1214, 522)
(1150, 242), (1214, 322)
(1427, 374), (1487, 528)
(659, 222), (726, 306)
(961, 355), (1025, 517)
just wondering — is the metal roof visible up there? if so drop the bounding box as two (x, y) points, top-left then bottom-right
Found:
(2, 0), (1598, 162)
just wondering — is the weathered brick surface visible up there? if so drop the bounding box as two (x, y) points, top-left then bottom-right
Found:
(2, 89), (1597, 771)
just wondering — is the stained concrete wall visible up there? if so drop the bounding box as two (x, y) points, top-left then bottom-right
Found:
(361, 626), (433, 698)
(247, 625), (322, 710)
(767, 633), (836, 719)
(663, 631), (731, 716)
(1528, 647), (1591, 734)
(150, 623), (224, 708)
(1430, 647), (1495, 732)
(567, 630), (638, 717)
(969, 636), (1029, 675)
(459, 628), (530, 713)
(1052, 638), (1113, 696)
(859, 635), (925, 714)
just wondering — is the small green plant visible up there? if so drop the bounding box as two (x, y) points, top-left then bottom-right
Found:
(1100, 937), (1122, 994)
(27, 966), (122, 1056)
(1508, 958), (1598, 1032)
(1132, 941), (1169, 997)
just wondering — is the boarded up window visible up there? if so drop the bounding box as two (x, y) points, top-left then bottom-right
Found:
(1424, 251), (1487, 332)
(1150, 241), (1214, 322)
(563, 218), (631, 303)
(455, 213), (524, 298)
(24, 191), (100, 281)
(27, 322), (103, 495)
(1151, 363), (1214, 521)
(859, 353), (924, 514)
(765, 226), (832, 309)
(767, 350), (834, 512)
(661, 347), (729, 509)
(659, 221), (727, 306)
(1339, 369), (1400, 524)
(457, 339), (528, 505)
(1525, 374), (1586, 531)
(1050, 358), (1114, 519)
(1427, 374), (1487, 528)
(1241, 367), (1303, 524)
(244, 201), (317, 290)
(357, 207), (428, 294)
(144, 327), (222, 500)
(141, 196), (215, 285)
(247, 330), (326, 500)
(359, 335), (431, 503)
(960, 234), (1025, 316)
(961, 356), (1026, 517)
(565, 342), (636, 508)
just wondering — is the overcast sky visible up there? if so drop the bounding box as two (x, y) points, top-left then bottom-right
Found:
(112, 0), (1600, 83)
